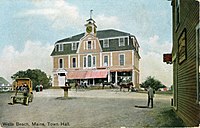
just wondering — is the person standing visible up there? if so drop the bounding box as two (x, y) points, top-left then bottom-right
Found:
(147, 86), (154, 108)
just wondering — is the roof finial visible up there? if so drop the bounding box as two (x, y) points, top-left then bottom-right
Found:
(90, 10), (93, 19)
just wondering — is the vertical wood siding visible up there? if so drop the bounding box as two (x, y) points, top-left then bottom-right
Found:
(172, 0), (200, 126)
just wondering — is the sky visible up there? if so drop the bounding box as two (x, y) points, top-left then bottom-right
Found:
(0, 0), (173, 86)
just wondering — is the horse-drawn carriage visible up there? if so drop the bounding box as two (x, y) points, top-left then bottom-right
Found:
(119, 82), (138, 92)
(10, 78), (33, 105)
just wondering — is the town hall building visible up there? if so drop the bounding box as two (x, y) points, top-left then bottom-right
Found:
(51, 16), (140, 88)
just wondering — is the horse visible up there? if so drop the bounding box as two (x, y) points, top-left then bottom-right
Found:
(119, 82), (133, 92)
(102, 82), (115, 89)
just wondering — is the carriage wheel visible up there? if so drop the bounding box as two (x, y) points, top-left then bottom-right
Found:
(23, 97), (29, 106)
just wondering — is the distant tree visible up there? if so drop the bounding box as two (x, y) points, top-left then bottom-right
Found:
(140, 76), (163, 91)
(11, 69), (51, 90)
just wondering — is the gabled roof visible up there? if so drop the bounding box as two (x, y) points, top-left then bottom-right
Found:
(0, 77), (10, 85)
(56, 29), (131, 43)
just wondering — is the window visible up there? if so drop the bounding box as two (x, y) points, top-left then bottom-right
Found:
(59, 58), (63, 68)
(196, 23), (200, 104)
(119, 54), (125, 66)
(55, 45), (59, 51)
(83, 56), (87, 67)
(88, 55), (92, 67)
(93, 56), (96, 67)
(88, 41), (92, 49)
(119, 38), (125, 46)
(103, 39), (109, 48)
(59, 44), (63, 51)
(175, 0), (180, 27)
(72, 42), (79, 50)
(104, 55), (108, 66)
(72, 58), (76, 68)
(55, 44), (63, 51)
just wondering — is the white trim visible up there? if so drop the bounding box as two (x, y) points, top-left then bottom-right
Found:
(100, 52), (102, 67)
(59, 36), (129, 45)
(86, 41), (88, 50)
(132, 50), (134, 66)
(68, 55), (70, 68)
(99, 36), (129, 40)
(132, 70), (135, 86)
(53, 54), (77, 57)
(103, 50), (133, 54)
(78, 54), (80, 68)
(91, 41), (93, 49)
(111, 52), (113, 66)
(52, 48), (133, 57)
(115, 71), (118, 84)
(84, 41), (86, 50)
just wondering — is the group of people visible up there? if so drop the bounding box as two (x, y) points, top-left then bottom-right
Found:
(74, 80), (88, 91)
(65, 80), (155, 108)
(35, 84), (43, 92)
(16, 83), (29, 96)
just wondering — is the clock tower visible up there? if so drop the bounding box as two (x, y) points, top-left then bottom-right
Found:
(85, 10), (97, 36)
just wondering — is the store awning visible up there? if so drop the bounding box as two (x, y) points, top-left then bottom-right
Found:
(66, 71), (87, 79)
(66, 70), (108, 79)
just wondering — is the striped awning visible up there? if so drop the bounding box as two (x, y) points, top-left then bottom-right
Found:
(66, 70), (108, 79)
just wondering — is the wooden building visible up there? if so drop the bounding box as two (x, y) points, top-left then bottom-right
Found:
(51, 17), (140, 88)
(171, 0), (200, 126)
